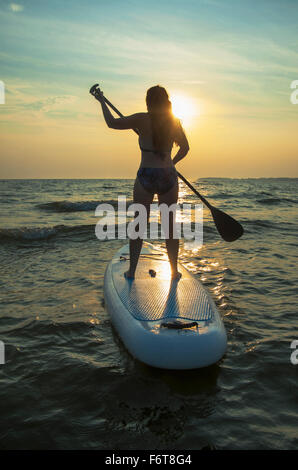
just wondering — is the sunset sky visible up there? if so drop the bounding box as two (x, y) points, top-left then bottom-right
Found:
(0, 0), (297, 178)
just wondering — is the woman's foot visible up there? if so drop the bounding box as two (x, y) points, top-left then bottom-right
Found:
(124, 270), (135, 280)
(171, 271), (182, 281)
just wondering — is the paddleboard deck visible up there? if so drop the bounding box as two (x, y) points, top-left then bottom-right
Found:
(104, 242), (227, 369)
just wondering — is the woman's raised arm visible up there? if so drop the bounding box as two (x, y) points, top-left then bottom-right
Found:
(92, 88), (143, 130)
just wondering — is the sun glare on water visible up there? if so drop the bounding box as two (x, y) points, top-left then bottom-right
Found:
(171, 94), (197, 127)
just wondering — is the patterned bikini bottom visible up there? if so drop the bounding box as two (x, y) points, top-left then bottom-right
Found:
(137, 167), (177, 196)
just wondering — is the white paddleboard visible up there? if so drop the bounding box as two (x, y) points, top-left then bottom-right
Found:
(104, 242), (227, 369)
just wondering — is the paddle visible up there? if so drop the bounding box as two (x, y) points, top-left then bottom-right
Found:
(90, 84), (244, 242)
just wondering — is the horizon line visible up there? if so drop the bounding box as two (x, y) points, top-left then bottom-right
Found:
(1, 176), (298, 180)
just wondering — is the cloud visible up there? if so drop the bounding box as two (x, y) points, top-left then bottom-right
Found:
(9, 3), (24, 13)
(38, 95), (77, 113)
(182, 80), (206, 85)
(0, 80), (80, 131)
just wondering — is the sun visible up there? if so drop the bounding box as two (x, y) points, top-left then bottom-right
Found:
(170, 93), (197, 126)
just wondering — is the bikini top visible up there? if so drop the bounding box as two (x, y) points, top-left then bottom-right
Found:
(140, 147), (171, 158)
(138, 135), (171, 157)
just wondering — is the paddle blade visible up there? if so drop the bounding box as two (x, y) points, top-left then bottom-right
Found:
(210, 206), (244, 242)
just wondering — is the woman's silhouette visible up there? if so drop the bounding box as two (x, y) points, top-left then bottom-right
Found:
(93, 85), (189, 279)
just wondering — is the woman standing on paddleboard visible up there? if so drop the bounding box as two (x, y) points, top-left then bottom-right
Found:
(93, 85), (190, 280)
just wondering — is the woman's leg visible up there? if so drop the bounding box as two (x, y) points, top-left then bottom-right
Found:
(158, 178), (181, 279)
(124, 177), (154, 279)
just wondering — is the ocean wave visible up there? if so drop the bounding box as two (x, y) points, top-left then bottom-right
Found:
(0, 221), (214, 243)
(244, 219), (274, 229)
(256, 197), (296, 205)
(36, 194), (296, 214)
(243, 219), (296, 233)
(0, 226), (61, 241)
(188, 190), (266, 201)
(188, 189), (244, 200)
(0, 224), (94, 241)
(37, 199), (133, 212)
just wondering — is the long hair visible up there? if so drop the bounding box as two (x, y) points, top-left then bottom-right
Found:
(146, 85), (178, 158)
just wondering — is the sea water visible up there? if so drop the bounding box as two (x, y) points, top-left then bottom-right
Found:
(0, 178), (297, 449)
